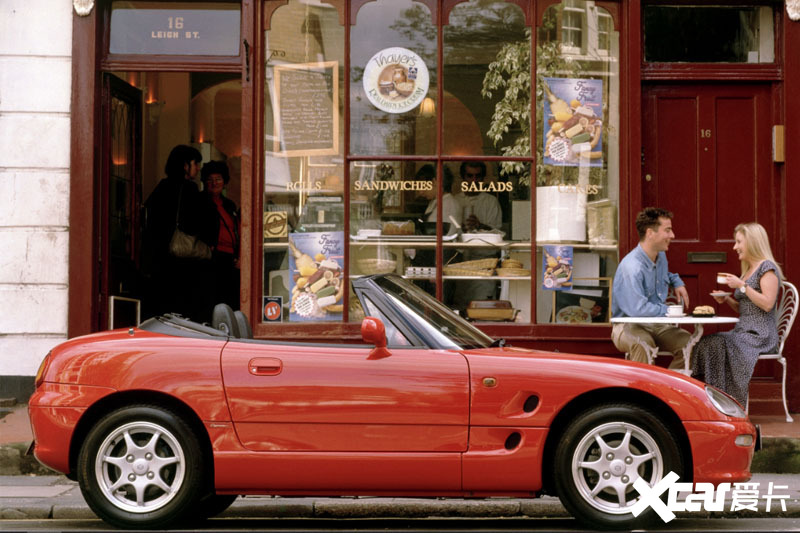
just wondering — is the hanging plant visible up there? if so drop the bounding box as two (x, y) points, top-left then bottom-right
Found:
(481, 28), (532, 185)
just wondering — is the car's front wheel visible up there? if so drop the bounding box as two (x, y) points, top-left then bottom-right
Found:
(554, 403), (683, 530)
(77, 405), (205, 529)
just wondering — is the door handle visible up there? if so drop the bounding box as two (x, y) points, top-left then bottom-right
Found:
(248, 357), (283, 376)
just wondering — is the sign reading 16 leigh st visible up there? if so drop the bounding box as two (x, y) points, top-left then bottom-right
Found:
(109, 3), (240, 56)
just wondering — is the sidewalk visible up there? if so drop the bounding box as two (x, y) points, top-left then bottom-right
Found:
(3, 402), (800, 521)
(2, 474), (800, 521)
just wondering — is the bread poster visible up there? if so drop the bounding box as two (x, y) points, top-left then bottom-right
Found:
(288, 232), (345, 321)
(542, 77), (604, 167)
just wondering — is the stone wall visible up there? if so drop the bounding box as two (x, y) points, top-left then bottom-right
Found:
(0, 0), (72, 399)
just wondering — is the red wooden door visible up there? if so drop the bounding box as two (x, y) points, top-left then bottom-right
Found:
(641, 83), (775, 310)
(642, 83), (778, 380)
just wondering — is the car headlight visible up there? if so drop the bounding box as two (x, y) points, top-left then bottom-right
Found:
(705, 385), (746, 418)
(34, 352), (53, 389)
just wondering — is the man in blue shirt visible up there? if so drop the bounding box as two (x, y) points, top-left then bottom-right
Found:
(611, 208), (690, 370)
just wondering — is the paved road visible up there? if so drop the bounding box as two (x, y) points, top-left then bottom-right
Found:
(2, 517), (800, 532)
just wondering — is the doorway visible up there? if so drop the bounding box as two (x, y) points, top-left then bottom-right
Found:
(641, 82), (778, 377)
(98, 72), (243, 328)
(641, 83), (775, 302)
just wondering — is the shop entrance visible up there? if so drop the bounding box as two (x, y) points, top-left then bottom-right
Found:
(642, 82), (778, 379)
(97, 72), (243, 328)
(100, 74), (143, 330)
(641, 82), (775, 304)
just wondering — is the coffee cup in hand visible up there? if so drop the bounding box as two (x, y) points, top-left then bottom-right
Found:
(667, 304), (684, 317)
(717, 272), (730, 284)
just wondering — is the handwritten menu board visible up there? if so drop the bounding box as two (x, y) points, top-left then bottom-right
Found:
(274, 62), (339, 157)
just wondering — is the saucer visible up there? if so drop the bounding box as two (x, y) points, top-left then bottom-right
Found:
(710, 291), (731, 297)
(665, 313), (687, 318)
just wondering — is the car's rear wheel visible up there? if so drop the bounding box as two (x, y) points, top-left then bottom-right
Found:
(77, 405), (205, 529)
(554, 403), (683, 530)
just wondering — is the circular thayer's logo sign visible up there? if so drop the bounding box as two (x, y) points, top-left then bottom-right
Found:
(363, 47), (429, 114)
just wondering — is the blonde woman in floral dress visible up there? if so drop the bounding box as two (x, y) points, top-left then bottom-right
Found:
(692, 222), (783, 406)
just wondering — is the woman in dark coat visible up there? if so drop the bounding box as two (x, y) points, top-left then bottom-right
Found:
(142, 145), (214, 321)
(201, 160), (241, 311)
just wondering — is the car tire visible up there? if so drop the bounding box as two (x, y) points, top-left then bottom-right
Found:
(77, 405), (205, 529)
(553, 403), (683, 530)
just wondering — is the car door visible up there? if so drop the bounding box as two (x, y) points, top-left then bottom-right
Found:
(220, 333), (469, 490)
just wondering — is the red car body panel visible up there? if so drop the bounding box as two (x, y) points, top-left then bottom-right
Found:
(29, 325), (756, 496)
(684, 420), (756, 483)
(220, 343), (469, 452)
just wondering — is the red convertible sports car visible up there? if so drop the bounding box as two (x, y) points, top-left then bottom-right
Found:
(29, 274), (756, 529)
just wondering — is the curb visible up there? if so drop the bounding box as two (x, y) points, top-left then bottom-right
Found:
(4, 496), (800, 521)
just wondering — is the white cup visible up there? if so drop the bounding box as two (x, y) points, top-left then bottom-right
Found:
(667, 305), (683, 317)
(717, 273), (728, 284)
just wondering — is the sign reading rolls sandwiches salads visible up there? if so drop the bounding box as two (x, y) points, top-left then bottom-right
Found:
(363, 47), (430, 114)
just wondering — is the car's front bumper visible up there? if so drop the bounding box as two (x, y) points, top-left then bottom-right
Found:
(684, 419), (757, 484)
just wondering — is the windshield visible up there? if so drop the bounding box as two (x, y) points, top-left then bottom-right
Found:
(373, 275), (494, 349)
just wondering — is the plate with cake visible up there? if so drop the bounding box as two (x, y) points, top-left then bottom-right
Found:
(692, 305), (716, 317)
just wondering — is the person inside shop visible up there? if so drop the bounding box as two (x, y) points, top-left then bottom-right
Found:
(611, 207), (690, 370)
(141, 144), (214, 322)
(201, 160), (241, 313)
(459, 161), (502, 233)
(451, 161), (503, 315)
(692, 222), (783, 406)
(417, 164), (462, 233)
(411, 164), (462, 298)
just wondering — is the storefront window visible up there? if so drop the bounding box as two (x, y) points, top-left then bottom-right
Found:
(262, 1), (345, 323)
(535, 1), (620, 325)
(350, 1), (437, 156)
(259, 0), (622, 328)
(443, 0), (529, 156)
(644, 5), (775, 63)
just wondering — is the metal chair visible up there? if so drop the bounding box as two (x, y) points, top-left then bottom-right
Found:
(747, 281), (798, 422)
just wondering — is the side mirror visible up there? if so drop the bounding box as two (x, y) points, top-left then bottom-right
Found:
(361, 316), (386, 347)
(361, 316), (390, 359)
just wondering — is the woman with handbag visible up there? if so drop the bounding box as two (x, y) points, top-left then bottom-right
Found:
(201, 160), (241, 312)
(142, 145), (214, 321)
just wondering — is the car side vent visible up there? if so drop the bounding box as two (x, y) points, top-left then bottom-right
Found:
(504, 432), (522, 450)
(523, 395), (539, 413)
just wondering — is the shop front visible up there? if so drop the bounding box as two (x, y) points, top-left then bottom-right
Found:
(68, 0), (800, 376)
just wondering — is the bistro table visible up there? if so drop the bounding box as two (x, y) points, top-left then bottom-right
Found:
(610, 316), (739, 375)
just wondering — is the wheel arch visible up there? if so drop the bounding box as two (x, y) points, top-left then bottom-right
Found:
(540, 387), (693, 495)
(68, 390), (215, 488)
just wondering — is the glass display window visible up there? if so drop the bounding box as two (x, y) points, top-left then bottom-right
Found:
(262, 0), (345, 324)
(534, 1), (620, 325)
(350, 0), (438, 156)
(443, 0), (530, 156)
(644, 5), (775, 64)
(259, 0), (623, 328)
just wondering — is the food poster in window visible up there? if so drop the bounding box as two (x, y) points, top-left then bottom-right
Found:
(552, 278), (611, 324)
(542, 245), (573, 291)
(288, 231), (344, 321)
(542, 77), (603, 167)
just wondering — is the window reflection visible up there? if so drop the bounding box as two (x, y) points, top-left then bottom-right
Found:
(350, 0), (437, 155)
(262, 1), (345, 323)
(644, 6), (775, 63)
(535, 1), (620, 325)
(443, 0), (529, 157)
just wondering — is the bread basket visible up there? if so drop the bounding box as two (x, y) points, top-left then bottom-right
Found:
(357, 258), (397, 275)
